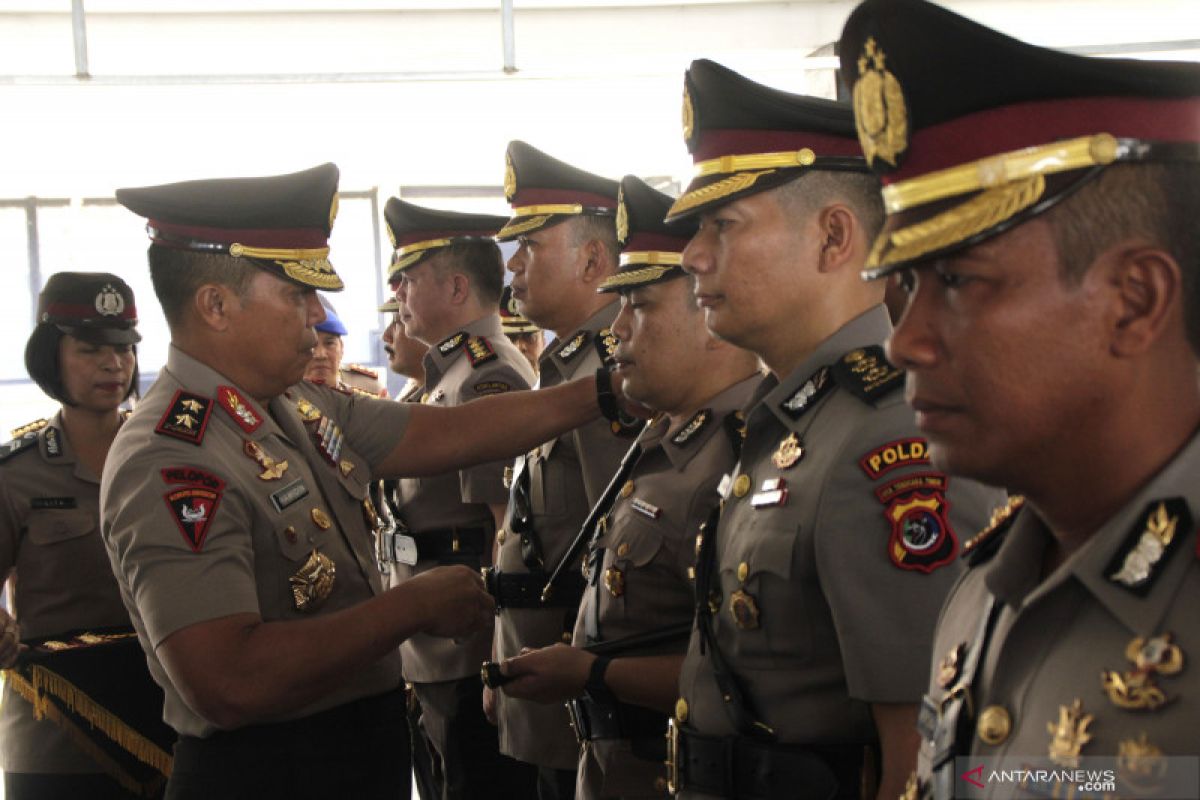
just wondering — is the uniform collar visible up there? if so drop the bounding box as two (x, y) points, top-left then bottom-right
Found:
(423, 313), (505, 378)
(539, 301), (619, 381)
(658, 373), (761, 471)
(986, 428), (1200, 634)
(759, 304), (893, 429)
(165, 344), (283, 444)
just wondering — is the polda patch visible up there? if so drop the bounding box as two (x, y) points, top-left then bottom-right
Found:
(860, 437), (930, 480)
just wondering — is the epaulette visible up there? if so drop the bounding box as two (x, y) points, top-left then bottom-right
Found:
(344, 363), (379, 380)
(155, 390), (213, 446)
(830, 346), (904, 405)
(10, 418), (49, 439)
(0, 430), (41, 463)
(350, 386), (380, 398)
(594, 327), (619, 366)
(465, 336), (498, 368)
(437, 331), (468, 356)
(556, 330), (591, 363)
(962, 496), (1025, 567)
(723, 410), (747, 459)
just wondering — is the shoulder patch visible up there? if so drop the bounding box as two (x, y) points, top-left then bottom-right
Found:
(0, 432), (40, 463)
(345, 363), (379, 379)
(216, 385), (263, 433)
(556, 331), (591, 363)
(779, 366), (833, 419)
(831, 346), (903, 405)
(860, 437), (930, 479)
(161, 467), (226, 553)
(438, 331), (468, 356)
(465, 336), (498, 367)
(671, 409), (711, 447)
(595, 328), (619, 365)
(962, 496), (1025, 567)
(875, 472), (958, 573)
(1106, 498), (1190, 596)
(10, 418), (49, 439)
(474, 380), (513, 396)
(155, 391), (213, 446)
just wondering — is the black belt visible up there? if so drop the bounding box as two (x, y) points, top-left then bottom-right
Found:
(409, 526), (487, 561)
(567, 695), (667, 761)
(484, 569), (586, 609)
(667, 723), (867, 800)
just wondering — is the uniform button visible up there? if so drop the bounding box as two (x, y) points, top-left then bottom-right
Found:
(616, 542), (630, 557)
(674, 697), (688, 723)
(284, 526), (297, 544)
(732, 474), (751, 498)
(654, 777), (668, 792)
(561, 632), (572, 644)
(977, 705), (1012, 745)
(620, 480), (635, 498)
(737, 561), (749, 582)
(496, 529), (507, 545)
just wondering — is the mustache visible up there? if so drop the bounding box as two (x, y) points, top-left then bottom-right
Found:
(383, 346), (396, 357)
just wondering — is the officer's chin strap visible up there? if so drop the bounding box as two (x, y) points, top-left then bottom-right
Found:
(926, 596), (1000, 800)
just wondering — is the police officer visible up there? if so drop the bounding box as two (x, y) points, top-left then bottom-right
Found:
(381, 198), (538, 799)
(379, 297), (429, 402)
(499, 176), (762, 799)
(304, 298), (388, 397)
(499, 285), (545, 376)
(0, 272), (148, 800)
(839, 1), (1200, 796)
(101, 163), (627, 800)
(668, 61), (1004, 799)
(490, 141), (640, 800)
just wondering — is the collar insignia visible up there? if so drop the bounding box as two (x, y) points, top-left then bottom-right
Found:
(556, 331), (590, 363)
(671, 410), (710, 447)
(43, 426), (63, 458)
(438, 331), (468, 356)
(780, 367), (832, 419)
(1106, 498), (1189, 595)
(155, 390), (213, 446)
(217, 385), (263, 433)
(466, 336), (498, 367)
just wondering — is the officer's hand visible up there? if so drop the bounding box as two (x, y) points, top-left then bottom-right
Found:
(0, 608), (21, 669)
(498, 643), (594, 704)
(409, 565), (495, 640)
(482, 685), (497, 726)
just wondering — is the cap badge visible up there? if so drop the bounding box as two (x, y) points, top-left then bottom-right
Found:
(853, 37), (908, 170)
(328, 193), (339, 230)
(615, 186), (629, 245)
(94, 284), (125, 317)
(504, 152), (517, 201)
(1047, 699), (1094, 767)
(681, 85), (695, 145)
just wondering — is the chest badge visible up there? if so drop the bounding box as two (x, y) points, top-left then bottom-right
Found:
(937, 643), (966, 689)
(729, 588), (760, 630)
(1101, 632), (1184, 711)
(244, 440), (288, 480)
(290, 550), (336, 612)
(1047, 699), (1094, 767)
(772, 433), (803, 469)
(310, 508), (333, 531)
(295, 398), (322, 422)
(604, 566), (625, 598)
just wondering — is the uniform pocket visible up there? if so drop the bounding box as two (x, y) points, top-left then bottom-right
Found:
(26, 510), (96, 545)
(720, 516), (807, 664)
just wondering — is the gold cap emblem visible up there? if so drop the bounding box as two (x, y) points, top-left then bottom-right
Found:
(328, 192), (340, 230)
(615, 185), (629, 245)
(852, 37), (908, 170)
(504, 152), (517, 201)
(682, 85), (695, 145)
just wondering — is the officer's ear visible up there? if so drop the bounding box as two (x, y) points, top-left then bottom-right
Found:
(579, 238), (612, 285)
(192, 284), (238, 332)
(1102, 242), (1183, 358)
(815, 204), (859, 274)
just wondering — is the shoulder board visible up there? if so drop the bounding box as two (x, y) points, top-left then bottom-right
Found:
(830, 346), (904, 405)
(0, 431), (40, 463)
(350, 386), (380, 398)
(556, 330), (592, 363)
(723, 410), (747, 459)
(344, 364), (379, 379)
(465, 336), (498, 368)
(670, 409), (711, 447)
(437, 331), (469, 356)
(331, 382), (355, 396)
(962, 496), (1025, 567)
(594, 328), (619, 366)
(10, 418), (49, 439)
(155, 390), (213, 446)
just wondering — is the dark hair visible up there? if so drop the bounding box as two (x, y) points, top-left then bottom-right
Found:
(25, 324), (140, 406)
(1045, 162), (1200, 352)
(774, 169), (886, 241)
(428, 238), (505, 307)
(148, 245), (258, 327)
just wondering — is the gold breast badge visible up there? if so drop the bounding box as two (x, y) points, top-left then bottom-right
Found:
(1101, 632), (1183, 711)
(603, 566), (625, 598)
(244, 440), (288, 481)
(772, 433), (803, 469)
(937, 643), (966, 689)
(1118, 733), (1167, 795)
(290, 550), (336, 612)
(729, 589), (760, 630)
(1047, 699), (1094, 767)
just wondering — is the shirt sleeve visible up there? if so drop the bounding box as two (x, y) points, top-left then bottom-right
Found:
(457, 361), (532, 506)
(322, 389), (413, 475)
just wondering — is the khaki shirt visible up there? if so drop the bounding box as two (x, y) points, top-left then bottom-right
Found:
(0, 412), (132, 772)
(677, 306), (1004, 798)
(102, 345), (411, 738)
(495, 301), (637, 769)
(916, 430), (1200, 797)
(389, 314), (535, 684)
(574, 376), (759, 800)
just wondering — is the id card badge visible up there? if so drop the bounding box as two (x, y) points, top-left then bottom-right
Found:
(393, 534), (419, 566)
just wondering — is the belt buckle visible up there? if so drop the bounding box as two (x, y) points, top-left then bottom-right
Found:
(666, 718), (683, 794)
(566, 699), (586, 743)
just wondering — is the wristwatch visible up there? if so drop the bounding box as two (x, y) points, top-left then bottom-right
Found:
(595, 368), (621, 422)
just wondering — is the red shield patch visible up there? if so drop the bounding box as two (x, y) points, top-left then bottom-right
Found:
(162, 468), (225, 553)
(884, 489), (957, 573)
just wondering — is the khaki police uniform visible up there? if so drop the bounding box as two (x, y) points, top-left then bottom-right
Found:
(339, 364), (388, 398)
(0, 414), (133, 775)
(915, 433), (1200, 798)
(573, 376), (759, 800)
(494, 301), (634, 771)
(674, 307), (1004, 799)
(384, 314), (534, 795)
(102, 345), (411, 738)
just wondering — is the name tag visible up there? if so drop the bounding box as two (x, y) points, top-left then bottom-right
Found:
(392, 533), (419, 566)
(270, 480), (309, 512)
(31, 497), (77, 510)
(717, 473), (733, 499)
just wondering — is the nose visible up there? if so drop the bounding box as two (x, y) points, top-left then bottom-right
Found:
(306, 292), (326, 327)
(884, 271), (940, 372)
(681, 230), (712, 276)
(382, 322), (396, 346)
(506, 246), (526, 275)
(610, 298), (632, 343)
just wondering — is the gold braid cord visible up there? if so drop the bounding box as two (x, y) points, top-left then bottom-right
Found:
(388, 249), (428, 277)
(279, 259), (345, 290)
(667, 170), (777, 217)
(868, 175), (1046, 269)
(497, 214), (554, 239)
(599, 264), (683, 290)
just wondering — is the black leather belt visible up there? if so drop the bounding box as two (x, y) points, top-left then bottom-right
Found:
(483, 569), (586, 609)
(567, 695), (667, 761)
(667, 722), (867, 800)
(410, 526), (487, 561)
